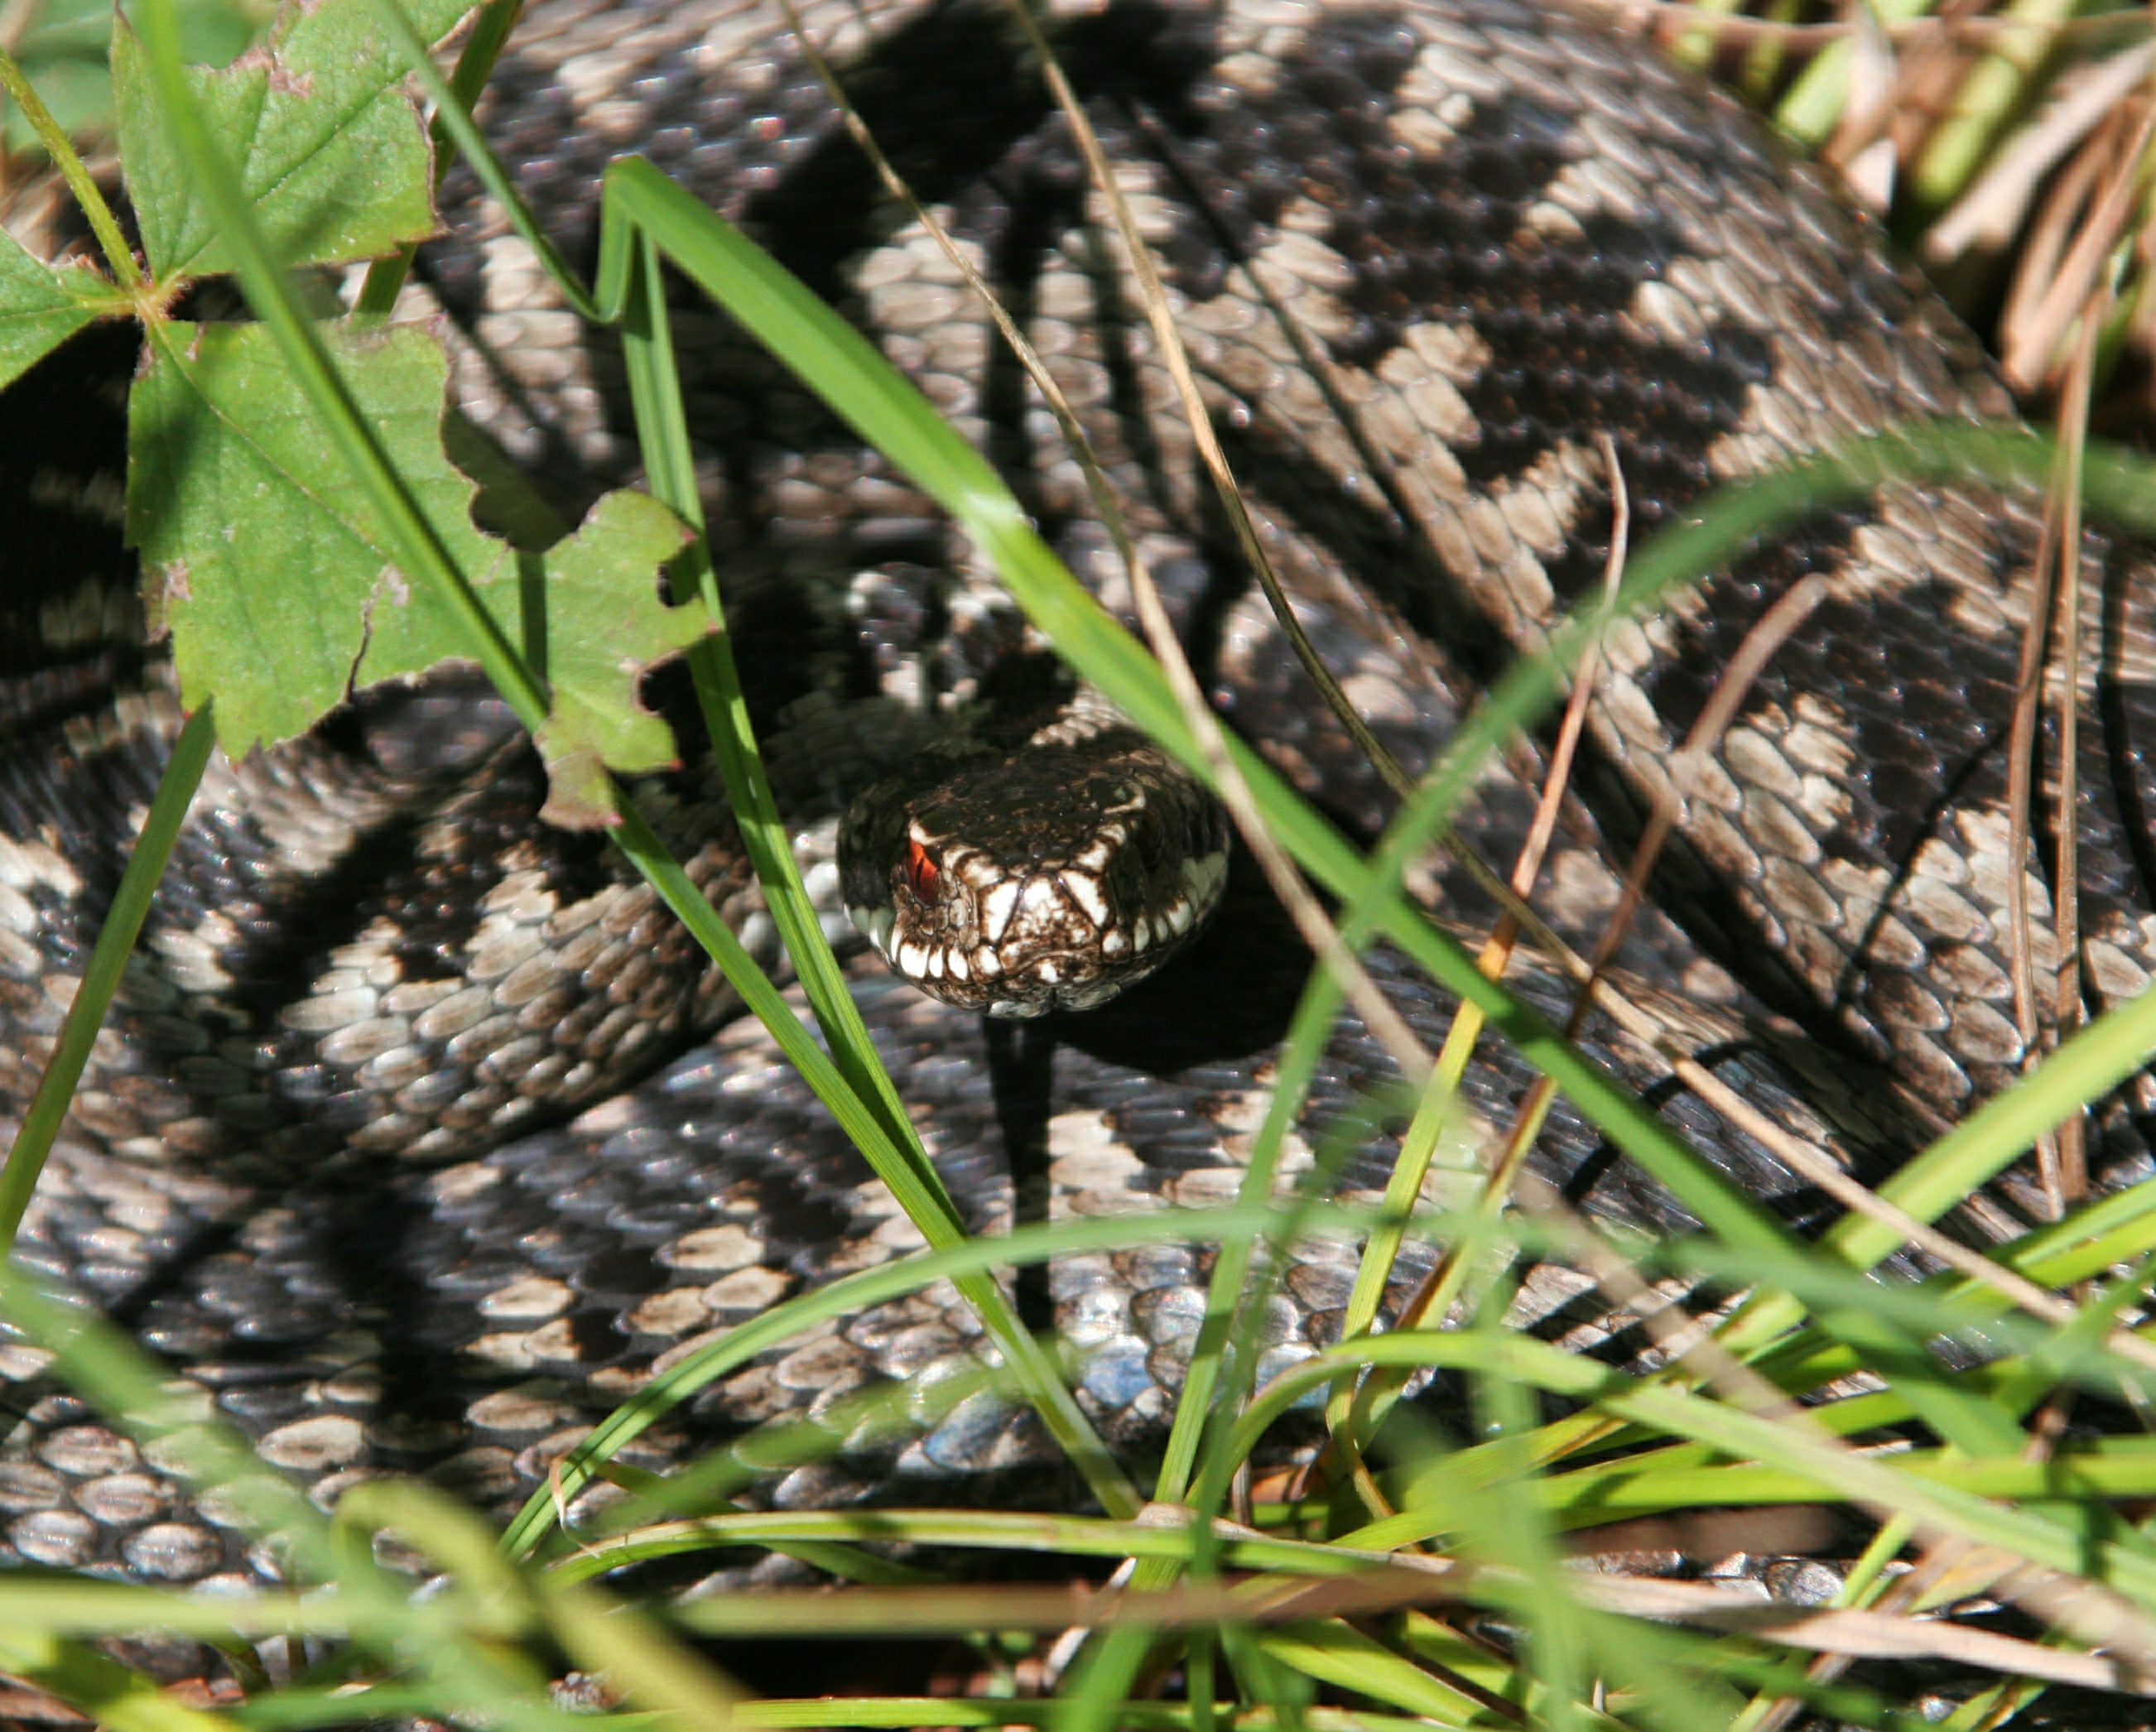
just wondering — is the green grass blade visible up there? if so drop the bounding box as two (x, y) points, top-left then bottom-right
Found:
(614, 224), (922, 1189)
(1534, 1436), (2156, 1528)
(1255, 1621), (1526, 1728)
(1234, 1331), (2156, 1609)
(0, 703), (214, 1252)
(500, 1198), (1385, 1559)
(357, 0), (596, 317)
(1831, 979), (2156, 1270)
(354, 0), (528, 315)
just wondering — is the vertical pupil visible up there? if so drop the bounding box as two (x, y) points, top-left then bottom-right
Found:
(905, 840), (939, 902)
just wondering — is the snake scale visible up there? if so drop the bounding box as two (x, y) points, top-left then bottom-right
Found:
(2, 0), (2154, 1704)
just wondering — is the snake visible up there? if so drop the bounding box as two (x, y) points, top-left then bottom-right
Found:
(1, 0), (2152, 1704)
(840, 687), (1234, 1015)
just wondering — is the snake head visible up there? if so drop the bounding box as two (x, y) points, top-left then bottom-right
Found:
(837, 716), (1230, 1017)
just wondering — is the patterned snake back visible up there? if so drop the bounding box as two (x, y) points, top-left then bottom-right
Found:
(1, 0), (2151, 1646)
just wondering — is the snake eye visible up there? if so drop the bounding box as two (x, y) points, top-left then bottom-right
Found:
(903, 838), (940, 903)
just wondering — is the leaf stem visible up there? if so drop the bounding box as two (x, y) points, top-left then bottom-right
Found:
(0, 41), (142, 288)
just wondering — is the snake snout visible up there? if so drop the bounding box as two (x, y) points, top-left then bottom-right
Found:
(836, 719), (1230, 1017)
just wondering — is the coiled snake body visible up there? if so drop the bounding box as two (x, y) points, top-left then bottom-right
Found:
(1, 0), (2151, 1653)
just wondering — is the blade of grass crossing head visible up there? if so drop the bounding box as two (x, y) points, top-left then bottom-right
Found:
(614, 221), (922, 1178)
(609, 797), (1137, 1518)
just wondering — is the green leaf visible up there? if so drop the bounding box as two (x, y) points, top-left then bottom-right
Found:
(132, 316), (487, 742)
(518, 490), (705, 826)
(128, 317), (700, 823)
(0, 235), (119, 388)
(6, 0), (268, 154)
(113, 0), (472, 283)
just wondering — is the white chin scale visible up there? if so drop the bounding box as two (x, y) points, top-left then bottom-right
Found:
(849, 903), (896, 956)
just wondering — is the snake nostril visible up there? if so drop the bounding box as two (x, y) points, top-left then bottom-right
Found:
(904, 838), (941, 903)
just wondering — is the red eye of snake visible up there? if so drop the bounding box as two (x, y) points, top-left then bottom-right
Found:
(903, 838), (940, 903)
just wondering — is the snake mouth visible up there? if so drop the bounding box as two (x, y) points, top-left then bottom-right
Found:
(837, 717), (1231, 1017)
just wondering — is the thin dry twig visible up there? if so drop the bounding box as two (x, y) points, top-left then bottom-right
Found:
(1430, 575), (1831, 1294)
(1468, 434), (1634, 1023)
(2043, 283), (2106, 1210)
(2002, 99), (2156, 392)
(628, 1552), (2156, 1691)
(1381, 440), (1636, 1334)
(1816, 0), (1899, 204)
(1926, 41), (2156, 263)
(1579, 1574), (2152, 1696)
(2005, 254), (2111, 1216)
(1600, 575), (1830, 976)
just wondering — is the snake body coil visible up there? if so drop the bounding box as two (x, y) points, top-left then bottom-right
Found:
(1, 0), (2151, 1669)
